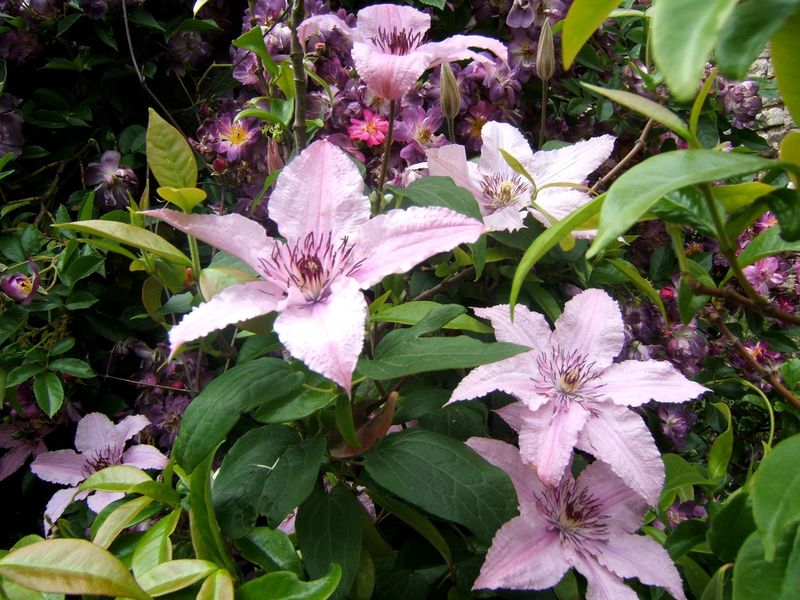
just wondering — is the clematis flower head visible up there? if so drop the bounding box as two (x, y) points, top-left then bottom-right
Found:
(467, 437), (686, 600)
(428, 121), (615, 232)
(1, 258), (40, 304)
(299, 4), (507, 100)
(30, 412), (167, 535)
(142, 140), (485, 393)
(449, 289), (708, 503)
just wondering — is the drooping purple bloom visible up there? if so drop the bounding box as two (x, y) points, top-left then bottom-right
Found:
(657, 404), (698, 450)
(719, 79), (762, 129)
(85, 150), (139, 211)
(666, 323), (708, 377)
(0, 31), (43, 64)
(1, 258), (40, 304)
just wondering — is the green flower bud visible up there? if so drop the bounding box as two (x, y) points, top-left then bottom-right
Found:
(536, 18), (555, 82)
(439, 62), (461, 121)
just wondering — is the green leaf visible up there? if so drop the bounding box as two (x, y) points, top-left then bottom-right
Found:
(581, 82), (691, 140)
(0, 539), (149, 600)
(132, 509), (181, 578)
(196, 569), (234, 600)
(752, 433), (800, 560)
(233, 27), (279, 78)
(146, 108), (197, 189)
(678, 258), (713, 324)
(137, 559), (217, 596)
(93, 496), (153, 549)
(235, 528), (304, 576)
(715, 0), (800, 79)
(335, 395), (360, 449)
(562, 0), (623, 69)
(296, 487), (362, 600)
(253, 378), (337, 424)
(713, 182), (775, 214)
(156, 187), (207, 213)
(173, 358), (304, 472)
(606, 258), (667, 319)
(700, 563), (733, 600)
(707, 493), (756, 562)
(737, 225), (800, 268)
(127, 481), (181, 507)
(363, 429), (518, 542)
(651, 0), (739, 102)
(371, 301), (492, 334)
(6, 364), (46, 387)
(665, 519), (707, 560)
(357, 305), (528, 380)
(661, 454), (714, 506)
(772, 11), (800, 125)
(188, 452), (235, 573)
(732, 526), (800, 600)
(237, 565), (342, 600)
(55, 220), (191, 266)
(33, 374), (63, 417)
(708, 402), (734, 481)
(766, 189), (800, 241)
(46, 358), (94, 379)
(389, 176), (482, 220)
(587, 151), (796, 258)
(80, 465), (152, 492)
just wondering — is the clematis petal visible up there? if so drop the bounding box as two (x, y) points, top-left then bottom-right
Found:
(269, 139), (370, 244)
(530, 134), (615, 188)
(356, 4), (430, 39)
(122, 445), (167, 471)
(576, 460), (648, 533)
(141, 209), (272, 275)
(87, 491), (125, 514)
(350, 205), (485, 289)
(596, 359), (709, 407)
(551, 289), (624, 371)
(479, 121), (535, 176)
(466, 437), (544, 505)
(167, 280), (284, 357)
(297, 13), (354, 44)
(448, 356), (546, 408)
(474, 304), (551, 353)
(30, 450), (89, 486)
(111, 414), (151, 445)
(577, 403), (665, 505)
(494, 400), (530, 433)
(598, 532), (687, 600)
(530, 188), (598, 238)
(352, 43), (431, 100)
(473, 510), (568, 591)
(573, 555), (638, 600)
(518, 403), (589, 486)
(0, 444), (34, 482)
(426, 144), (484, 199)
(422, 35), (508, 67)
(43, 487), (80, 536)
(274, 278), (366, 394)
(74, 412), (115, 453)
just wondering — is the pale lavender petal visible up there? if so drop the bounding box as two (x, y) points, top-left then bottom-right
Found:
(43, 487), (80, 535)
(269, 139), (370, 244)
(356, 4), (430, 39)
(551, 289), (624, 371)
(448, 356), (547, 409)
(350, 206), (485, 289)
(483, 206), (527, 232)
(352, 42), (430, 100)
(530, 135), (615, 188)
(518, 403), (589, 486)
(596, 360), (709, 407)
(472, 511), (568, 591)
(494, 400), (530, 433)
(0, 444), (34, 481)
(74, 412), (115, 453)
(531, 189), (597, 237)
(122, 445), (167, 471)
(426, 145), (484, 198)
(0, 424), (16, 447)
(167, 280), (284, 357)
(422, 35), (508, 66)
(573, 555), (638, 600)
(111, 414), (150, 446)
(598, 532), (687, 600)
(576, 461), (648, 533)
(577, 404), (665, 505)
(31, 450), (89, 486)
(141, 209), (272, 275)
(274, 278), (366, 394)
(479, 121), (535, 176)
(466, 437), (544, 505)
(473, 304), (552, 352)
(298, 13), (354, 44)
(87, 490), (124, 514)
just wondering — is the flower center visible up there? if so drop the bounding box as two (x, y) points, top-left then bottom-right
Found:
(537, 481), (609, 548)
(480, 172), (529, 212)
(533, 347), (602, 409)
(225, 124), (250, 146)
(82, 444), (124, 477)
(17, 275), (34, 295)
(372, 26), (424, 55)
(416, 127), (432, 144)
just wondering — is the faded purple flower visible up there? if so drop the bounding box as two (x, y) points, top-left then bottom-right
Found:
(657, 404), (697, 450)
(0, 31), (43, 64)
(719, 79), (762, 129)
(1, 258), (40, 304)
(666, 323), (708, 377)
(394, 105), (445, 164)
(85, 150), (139, 211)
(743, 257), (784, 296)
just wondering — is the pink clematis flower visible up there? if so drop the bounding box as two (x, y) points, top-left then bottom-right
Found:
(299, 4), (507, 100)
(428, 121), (615, 232)
(448, 289), (708, 503)
(348, 109), (390, 147)
(142, 140), (485, 393)
(467, 437), (686, 600)
(30, 412), (167, 535)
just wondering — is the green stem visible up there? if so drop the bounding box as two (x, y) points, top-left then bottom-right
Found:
(289, 0), (307, 151)
(374, 99), (397, 212)
(188, 235), (202, 294)
(538, 84), (549, 149)
(446, 116), (455, 143)
(666, 222), (690, 274)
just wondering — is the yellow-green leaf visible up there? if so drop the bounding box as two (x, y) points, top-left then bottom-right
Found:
(712, 182), (775, 213)
(132, 509), (181, 578)
(156, 187), (207, 213)
(780, 130), (800, 187)
(196, 570), (234, 600)
(93, 496), (154, 549)
(772, 12), (800, 125)
(136, 560), (217, 597)
(562, 0), (623, 69)
(80, 465), (152, 493)
(146, 109), (197, 189)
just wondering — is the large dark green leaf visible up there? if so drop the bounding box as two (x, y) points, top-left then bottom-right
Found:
(173, 358), (304, 472)
(389, 176), (482, 220)
(363, 429), (518, 543)
(766, 188), (800, 241)
(188, 452), (235, 573)
(732, 525), (800, 600)
(238, 565), (342, 600)
(772, 11), (800, 124)
(708, 493), (756, 562)
(296, 487), (363, 600)
(235, 527), (303, 576)
(212, 425), (325, 538)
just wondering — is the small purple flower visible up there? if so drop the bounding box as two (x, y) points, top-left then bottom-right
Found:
(1, 258), (40, 304)
(506, 0), (537, 29)
(657, 404), (697, 450)
(393, 105), (445, 164)
(743, 257), (784, 296)
(167, 32), (212, 75)
(0, 31), (43, 64)
(85, 150), (139, 211)
(719, 79), (762, 129)
(457, 100), (501, 152)
(210, 114), (261, 162)
(655, 498), (706, 530)
(666, 323), (708, 377)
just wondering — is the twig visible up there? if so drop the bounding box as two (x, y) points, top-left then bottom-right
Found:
(289, 0), (307, 151)
(689, 279), (800, 326)
(591, 118), (654, 192)
(412, 266), (476, 302)
(100, 373), (192, 394)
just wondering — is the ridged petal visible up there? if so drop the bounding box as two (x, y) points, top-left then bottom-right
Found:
(596, 360), (709, 407)
(573, 555), (638, 600)
(122, 445), (168, 471)
(530, 135), (615, 187)
(448, 355), (545, 408)
(356, 4), (430, 39)
(473, 304), (551, 352)
(43, 487), (80, 535)
(576, 461), (648, 533)
(466, 437), (544, 506)
(483, 206), (528, 232)
(269, 139), (370, 244)
(479, 121), (535, 175)
(297, 13), (354, 44)
(74, 412), (115, 453)
(31, 450), (88, 486)
(352, 42), (430, 100)
(494, 400), (530, 433)
(426, 144), (483, 199)
(110, 414), (150, 446)
(350, 205), (485, 288)
(87, 491), (124, 514)
(422, 35), (508, 66)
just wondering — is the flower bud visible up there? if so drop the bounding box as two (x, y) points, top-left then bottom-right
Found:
(536, 18), (555, 82)
(267, 138), (285, 174)
(439, 62), (461, 121)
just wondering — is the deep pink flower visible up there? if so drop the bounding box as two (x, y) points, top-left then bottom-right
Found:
(348, 109), (390, 147)
(468, 437), (686, 599)
(742, 257), (784, 296)
(142, 140), (485, 393)
(30, 413), (167, 534)
(448, 289), (708, 503)
(299, 4), (507, 100)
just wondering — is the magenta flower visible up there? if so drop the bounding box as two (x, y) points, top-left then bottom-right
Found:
(394, 105), (445, 164)
(1, 258), (40, 304)
(299, 4), (507, 100)
(348, 109), (390, 147)
(142, 140), (485, 393)
(427, 121), (615, 232)
(448, 289), (708, 503)
(742, 256), (784, 296)
(467, 437), (686, 599)
(210, 114), (261, 161)
(30, 413), (167, 534)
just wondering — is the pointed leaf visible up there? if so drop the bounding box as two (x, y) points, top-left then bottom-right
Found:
(189, 452), (235, 573)
(707, 493), (756, 562)
(708, 402), (733, 481)
(156, 187), (207, 213)
(80, 465), (152, 492)
(33, 374), (63, 418)
(772, 11), (800, 125)
(146, 109), (197, 189)
(732, 526), (800, 600)
(132, 509), (181, 578)
(562, 0), (625, 69)
(238, 565), (342, 600)
(388, 176), (482, 220)
(136, 559), (217, 596)
(196, 570), (234, 600)
(371, 301), (492, 334)
(93, 496), (154, 549)
(235, 528), (303, 576)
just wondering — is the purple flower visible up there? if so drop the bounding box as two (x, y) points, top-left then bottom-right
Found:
(167, 32), (212, 75)
(719, 79), (762, 129)
(1, 258), (40, 304)
(0, 31), (43, 64)
(666, 323), (708, 377)
(30, 412), (167, 534)
(85, 150), (139, 211)
(657, 404), (697, 450)
(467, 438), (686, 599)
(209, 114), (261, 162)
(393, 105), (445, 164)
(743, 257), (784, 296)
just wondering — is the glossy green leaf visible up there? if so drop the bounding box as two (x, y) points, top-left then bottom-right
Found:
(33, 373), (63, 418)
(236, 528), (303, 576)
(6, 364), (46, 387)
(588, 151), (796, 258)
(80, 465), (152, 492)
(772, 11), (800, 124)
(189, 452), (235, 573)
(562, 0), (623, 69)
(707, 493), (756, 562)
(196, 569), (234, 600)
(363, 429), (518, 542)
(651, 0), (739, 102)
(371, 301), (492, 334)
(606, 258), (667, 319)
(146, 108), (197, 189)
(137, 559), (217, 596)
(665, 519), (707, 560)
(127, 481), (180, 507)
(46, 358), (94, 379)
(388, 176), (482, 220)
(581, 83), (691, 140)
(712, 182), (775, 214)
(0, 539), (149, 600)
(156, 187), (207, 213)
(55, 220), (191, 266)
(253, 378), (337, 424)
(296, 487), (362, 600)
(237, 565), (342, 600)
(132, 509), (181, 578)
(173, 358), (304, 472)
(700, 563), (733, 600)
(678, 258), (713, 324)
(737, 225), (800, 268)
(661, 454), (713, 507)
(677, 554), (711, 600)
(732, 526), (800, 600)
(765, 188), (800, 241)
(650, 188), (716, 236)
(233, 27), (278, 78)
(708, 403), (733, 481)
(93, 496), (153, 549)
